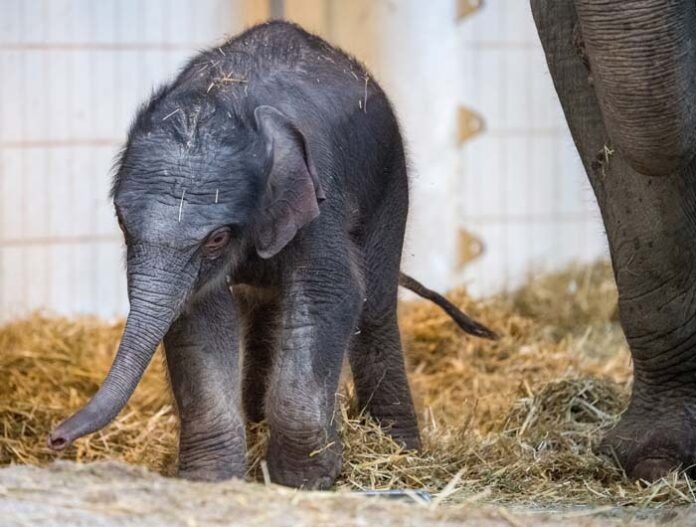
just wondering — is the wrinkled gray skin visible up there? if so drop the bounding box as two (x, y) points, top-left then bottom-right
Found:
(532, 0), (696, 481)
(47, 22), (423, 490)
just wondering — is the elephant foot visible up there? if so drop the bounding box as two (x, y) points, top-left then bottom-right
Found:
(177, 434), (246, 482)
(387, 427), (421, 451)
(373, 414), (421, 451)
(178, 464), (245, 482)
(600, 399), (696, 482)
(266, 428), (342, 490)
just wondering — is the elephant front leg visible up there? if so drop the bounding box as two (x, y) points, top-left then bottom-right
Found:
(164, 286), (245, 481)
(265, 256), (363, 489)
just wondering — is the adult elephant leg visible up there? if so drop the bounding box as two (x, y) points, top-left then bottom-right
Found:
(265, 238), (364, 490)
(163, 286), (245, 481)
(573, 0), (696, 177)
(533, 0), (696, 481)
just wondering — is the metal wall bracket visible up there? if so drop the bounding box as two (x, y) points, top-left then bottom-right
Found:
(457, 0), (483, 21)
(457, 106), (485, 144)
(456, 228), (485, 269)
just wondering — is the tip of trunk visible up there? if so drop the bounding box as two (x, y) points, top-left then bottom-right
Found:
(47, 401), (119, 451)
(47, 432), (69, 451)
(46, 311), (169, 451)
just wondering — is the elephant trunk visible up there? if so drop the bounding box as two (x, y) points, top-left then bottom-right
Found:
(575, 0), (696, 176)
(48, 244), (196, 450)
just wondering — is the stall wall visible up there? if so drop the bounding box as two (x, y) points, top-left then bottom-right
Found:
(0, 0), (608, 321)
(455, 0), (607, 295)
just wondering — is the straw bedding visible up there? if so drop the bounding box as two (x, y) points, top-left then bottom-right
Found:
(1, 261), (695, 511)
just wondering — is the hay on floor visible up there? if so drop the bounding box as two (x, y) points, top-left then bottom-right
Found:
(1, 261), (694, 507)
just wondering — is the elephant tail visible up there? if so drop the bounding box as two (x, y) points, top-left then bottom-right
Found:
(398, 273), (498, 340)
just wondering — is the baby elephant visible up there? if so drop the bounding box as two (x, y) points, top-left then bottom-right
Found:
(48, 21), (494, 489)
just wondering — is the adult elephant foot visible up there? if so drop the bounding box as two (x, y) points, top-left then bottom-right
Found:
(601, 396), (696, 482)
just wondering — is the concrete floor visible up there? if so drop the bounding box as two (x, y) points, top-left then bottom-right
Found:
(0, 461), (691, 527)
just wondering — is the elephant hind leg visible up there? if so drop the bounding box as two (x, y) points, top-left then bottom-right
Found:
(348, 164), (420, 450)
(349, 310), (420, 450)
(235, 285), (281, 424)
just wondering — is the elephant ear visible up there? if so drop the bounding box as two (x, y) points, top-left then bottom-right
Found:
(253, 105), (325, 259)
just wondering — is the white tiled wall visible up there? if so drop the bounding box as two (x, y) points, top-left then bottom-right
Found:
(456, 0), (608, 295)
(0, 0), (609, 322)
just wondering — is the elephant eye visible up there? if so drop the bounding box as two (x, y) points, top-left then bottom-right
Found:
(202, 227), (232, 257)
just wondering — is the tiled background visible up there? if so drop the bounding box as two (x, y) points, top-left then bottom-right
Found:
(456, 0), (607, 294)
(0, 0), (608, 321)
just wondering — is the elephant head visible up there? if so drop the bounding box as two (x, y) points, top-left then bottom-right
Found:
(47, 92), (324, 450)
